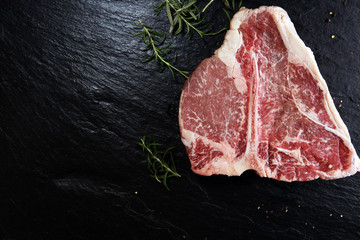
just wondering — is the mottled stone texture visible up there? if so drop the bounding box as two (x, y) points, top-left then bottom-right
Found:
(1, 0), (360, 239)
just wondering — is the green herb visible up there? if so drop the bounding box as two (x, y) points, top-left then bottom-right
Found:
(222, 0), (243, 10)
(132, 1), (244, 77)
(132, 19), (189, 79)
(155, 0), (228, 39)
(136, 136), (181, 190)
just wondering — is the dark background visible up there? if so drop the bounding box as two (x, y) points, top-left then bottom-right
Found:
(1, 0), (360, 239)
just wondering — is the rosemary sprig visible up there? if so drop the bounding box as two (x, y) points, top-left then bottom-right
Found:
(155, 0), (243, 39)
(155, 0), (224, 39)
(136, 136), (181, 191)
(132, 19), (189, 79)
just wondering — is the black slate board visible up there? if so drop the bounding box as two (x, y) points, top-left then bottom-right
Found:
(1, 0), (360, 239)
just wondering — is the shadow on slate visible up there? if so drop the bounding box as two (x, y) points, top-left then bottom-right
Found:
(1, 0), (360, 239)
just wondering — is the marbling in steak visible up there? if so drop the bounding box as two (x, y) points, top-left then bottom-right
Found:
(178, 6), (359, 181)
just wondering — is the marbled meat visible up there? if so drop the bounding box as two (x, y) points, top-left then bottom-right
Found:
(178, 6), (359, 181)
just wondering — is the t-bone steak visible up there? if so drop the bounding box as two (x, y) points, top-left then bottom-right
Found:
(178, 6), (359, 181)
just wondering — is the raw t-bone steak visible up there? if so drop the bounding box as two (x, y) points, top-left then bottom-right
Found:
(178, 6), (359, 181)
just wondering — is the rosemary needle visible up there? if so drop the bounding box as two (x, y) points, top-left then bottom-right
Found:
(132, 19), (189, 79)
(136, 136), (181, 191)
(202, 0), (215, 13)
(222, 0), (244, 10)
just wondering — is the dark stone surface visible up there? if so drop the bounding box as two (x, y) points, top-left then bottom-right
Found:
(1, 0), (360, 239)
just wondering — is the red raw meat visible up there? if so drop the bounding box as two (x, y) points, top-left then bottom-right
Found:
(178, 6), (359, 181)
